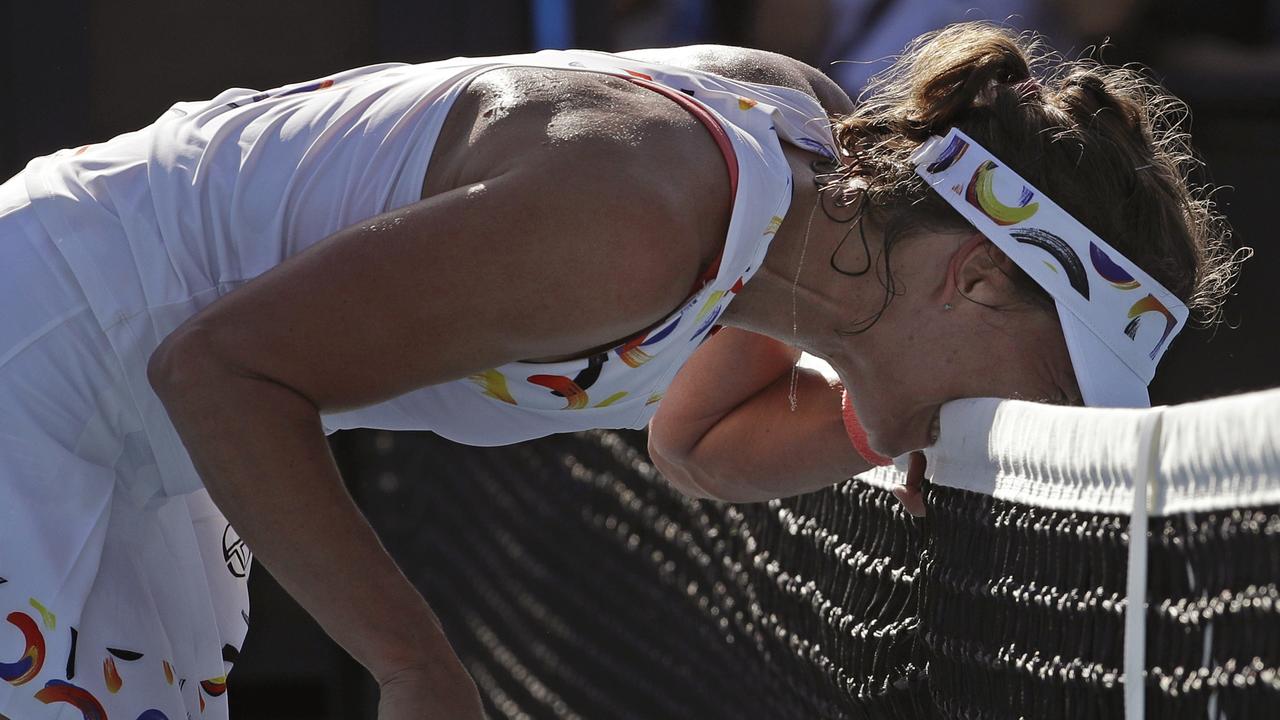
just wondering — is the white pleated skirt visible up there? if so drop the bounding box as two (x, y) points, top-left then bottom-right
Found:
(0, 172), (250, 719)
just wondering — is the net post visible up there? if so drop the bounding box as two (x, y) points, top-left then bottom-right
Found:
(1124, 412), (1164, 720)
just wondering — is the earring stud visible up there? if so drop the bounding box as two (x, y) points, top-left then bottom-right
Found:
(943, 303), (953, 311)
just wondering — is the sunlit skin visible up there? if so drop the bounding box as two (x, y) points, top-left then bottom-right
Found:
(718, 143), (1083, 512)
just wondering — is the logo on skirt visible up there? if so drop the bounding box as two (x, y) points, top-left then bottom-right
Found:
(222, 524), (252, 578)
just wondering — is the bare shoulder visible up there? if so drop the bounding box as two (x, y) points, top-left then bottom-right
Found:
(425, 44), (850, 200)
(614, 44), (855, 116)
(424, 61), (735, 280)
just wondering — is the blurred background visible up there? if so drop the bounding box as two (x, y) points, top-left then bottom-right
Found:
(4, 1), (1277, 717)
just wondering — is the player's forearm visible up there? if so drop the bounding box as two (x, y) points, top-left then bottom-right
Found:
(669, 366), (869, 502)
(150, 356), (456, 684)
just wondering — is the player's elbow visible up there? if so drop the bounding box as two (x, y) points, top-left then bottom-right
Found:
(148, 326), (215, 394)
(647, 435), (720, 500)
(647, 434), (755, 502)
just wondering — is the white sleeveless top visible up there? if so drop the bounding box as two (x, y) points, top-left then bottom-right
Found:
(21, 49), (839, 500)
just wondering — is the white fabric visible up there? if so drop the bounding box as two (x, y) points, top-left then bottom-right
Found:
(1155, 388), (1280, 513)
(0, 176), (247, 720)
(868, 387), (1280, 517)
(910, 397), (1153, 513)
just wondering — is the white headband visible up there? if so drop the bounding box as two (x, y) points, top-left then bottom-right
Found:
(910, 128), (1189, 407)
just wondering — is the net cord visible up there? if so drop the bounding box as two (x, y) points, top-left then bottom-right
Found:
(1124, 413), (1163, 720)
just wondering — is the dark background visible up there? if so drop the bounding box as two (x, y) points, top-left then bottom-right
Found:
(4, 1), (1276, 717)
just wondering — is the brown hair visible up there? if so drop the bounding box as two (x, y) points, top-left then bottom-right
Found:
(822, 21), (1247, 332)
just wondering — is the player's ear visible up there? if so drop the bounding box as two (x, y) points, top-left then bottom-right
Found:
(948, 235), (1021, 307)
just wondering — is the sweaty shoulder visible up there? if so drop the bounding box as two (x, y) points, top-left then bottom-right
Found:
(424, 61), (737, 286)
(614, 44), (856, 116)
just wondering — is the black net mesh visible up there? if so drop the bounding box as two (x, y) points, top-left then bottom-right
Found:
(346, 427), (1279, 719)
(923, 484), (1280, 719)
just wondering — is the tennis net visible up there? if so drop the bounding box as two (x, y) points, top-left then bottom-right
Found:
(348, 387), (1279, 719)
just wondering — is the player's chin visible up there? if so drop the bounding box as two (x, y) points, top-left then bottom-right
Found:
(867, 407), (939, 460)
(861, 419), (911, 460)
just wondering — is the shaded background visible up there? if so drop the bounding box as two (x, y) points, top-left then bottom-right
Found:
(4, 1), (1277, 717)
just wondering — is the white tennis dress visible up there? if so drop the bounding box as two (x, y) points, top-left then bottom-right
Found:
(0, 49), (837, 718)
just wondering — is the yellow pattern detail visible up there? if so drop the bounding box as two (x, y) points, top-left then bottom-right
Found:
(763, 215), (783, 235)
(695, 290), (725, 322)
(468, 369), (517, 405)
(646, 392), (664, 405)
(103, 656), (122, 694)
(28, 598), (55, 630)
(738, 97), (758, 110)
(592, 391), (629, 408)
(618, 347), (654, 368)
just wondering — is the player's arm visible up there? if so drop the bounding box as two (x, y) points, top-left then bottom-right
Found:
(146, 126), (721, 703)
(647, 328), (868, 502)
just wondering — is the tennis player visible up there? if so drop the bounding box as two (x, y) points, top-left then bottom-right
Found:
(0, 22), (1235, 719)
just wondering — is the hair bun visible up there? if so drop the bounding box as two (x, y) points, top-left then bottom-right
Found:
(1054, 69), (1144, 134)
(903, 25), (1032, 137)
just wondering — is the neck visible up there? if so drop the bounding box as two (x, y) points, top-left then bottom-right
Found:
(718, 146), (873, 363)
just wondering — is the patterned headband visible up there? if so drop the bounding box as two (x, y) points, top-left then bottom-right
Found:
(910, 128), (1188, 387)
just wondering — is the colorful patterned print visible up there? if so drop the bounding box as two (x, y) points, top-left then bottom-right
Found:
(200, 676), (227, 697)
(763, 215), (783, 236)
(226, 78), (337, 108)
(527, 374), (591, 409)
(964, 160), (1040, 226)
(0, 611), (44, 685)
(1125, 294), (1178, 359)
(1089, 242), (1142, 290)
(103, 655), (123, 693)
(615, 314), (682, 368)
(592, 391), (629, 407)
(690, 306), (724, 340)
(1009, 228), (1090, 299)
(162, 659), (174, 685)
(926, 134), (969, 174)
(107, 648), (144, 661)
(66, 626), (78, 680)
(28, 597), (55, 630)
(33, 679), (107, 720)
(614, 346), (653, 369)
(468, 369), (517, 405)
(694, 291), (726, 322)
(275, 79), (335, 99)
(529, 352), (609, 408)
